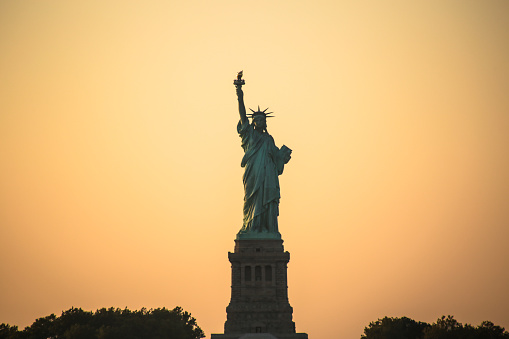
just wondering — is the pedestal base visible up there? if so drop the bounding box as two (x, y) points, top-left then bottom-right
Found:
(214, 239), (307, 339)
(211, 333), (308, 339)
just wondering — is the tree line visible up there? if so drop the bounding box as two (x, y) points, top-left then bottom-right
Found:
(362, 315), (509, 339)
(0, 306), (205, 339)
(4, 308), (506, 339)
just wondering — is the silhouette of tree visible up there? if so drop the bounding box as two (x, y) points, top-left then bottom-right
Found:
(361, 315), (509, 339)
(0, 306), (204, 339)
(476, 321), (509, 339)
(423, 316), (509, 339)
(361, 316), (429, 339)
(0, 324), (19, 339)
(423, 315), (464, 339)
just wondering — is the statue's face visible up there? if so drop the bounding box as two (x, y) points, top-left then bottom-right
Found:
(253, 116), (266, 130)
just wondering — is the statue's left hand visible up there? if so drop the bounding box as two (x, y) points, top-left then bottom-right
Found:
(284, 153), (291, 164)
(280, 145), (292, 164)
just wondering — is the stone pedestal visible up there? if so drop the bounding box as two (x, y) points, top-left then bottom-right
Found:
(211, 239), (308, 339)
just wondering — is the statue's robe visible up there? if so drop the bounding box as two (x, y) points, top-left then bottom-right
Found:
(237, 119), (285, 238)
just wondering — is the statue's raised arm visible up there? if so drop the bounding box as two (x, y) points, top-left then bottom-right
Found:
(234, 71), (247, 123)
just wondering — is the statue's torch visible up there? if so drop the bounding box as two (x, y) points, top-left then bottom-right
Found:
(234, 70), (245, 88)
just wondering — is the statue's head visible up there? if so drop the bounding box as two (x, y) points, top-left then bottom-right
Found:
(252, 115), (267, 131)
(248, 106), (273, 132)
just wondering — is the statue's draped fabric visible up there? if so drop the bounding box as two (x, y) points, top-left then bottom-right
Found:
(237, 119), (285, 239)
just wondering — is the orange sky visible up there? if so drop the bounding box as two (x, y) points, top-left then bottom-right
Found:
(1, 1), (508, 338)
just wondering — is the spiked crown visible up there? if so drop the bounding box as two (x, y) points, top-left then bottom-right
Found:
(247, 106), (274, 119)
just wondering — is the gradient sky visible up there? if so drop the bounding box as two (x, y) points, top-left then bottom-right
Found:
(1, 1), (508, 338)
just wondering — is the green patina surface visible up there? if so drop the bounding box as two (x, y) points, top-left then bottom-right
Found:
(234, 72), (291, 240)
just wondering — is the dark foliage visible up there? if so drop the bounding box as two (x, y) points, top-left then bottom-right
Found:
(361, 316), (430, 339)
(362, 315), (509, 339)
(423, 316), (509, 339)
(0, 306), (205, 339)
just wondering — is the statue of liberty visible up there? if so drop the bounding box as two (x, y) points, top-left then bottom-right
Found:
(234, 71), (292, 240)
